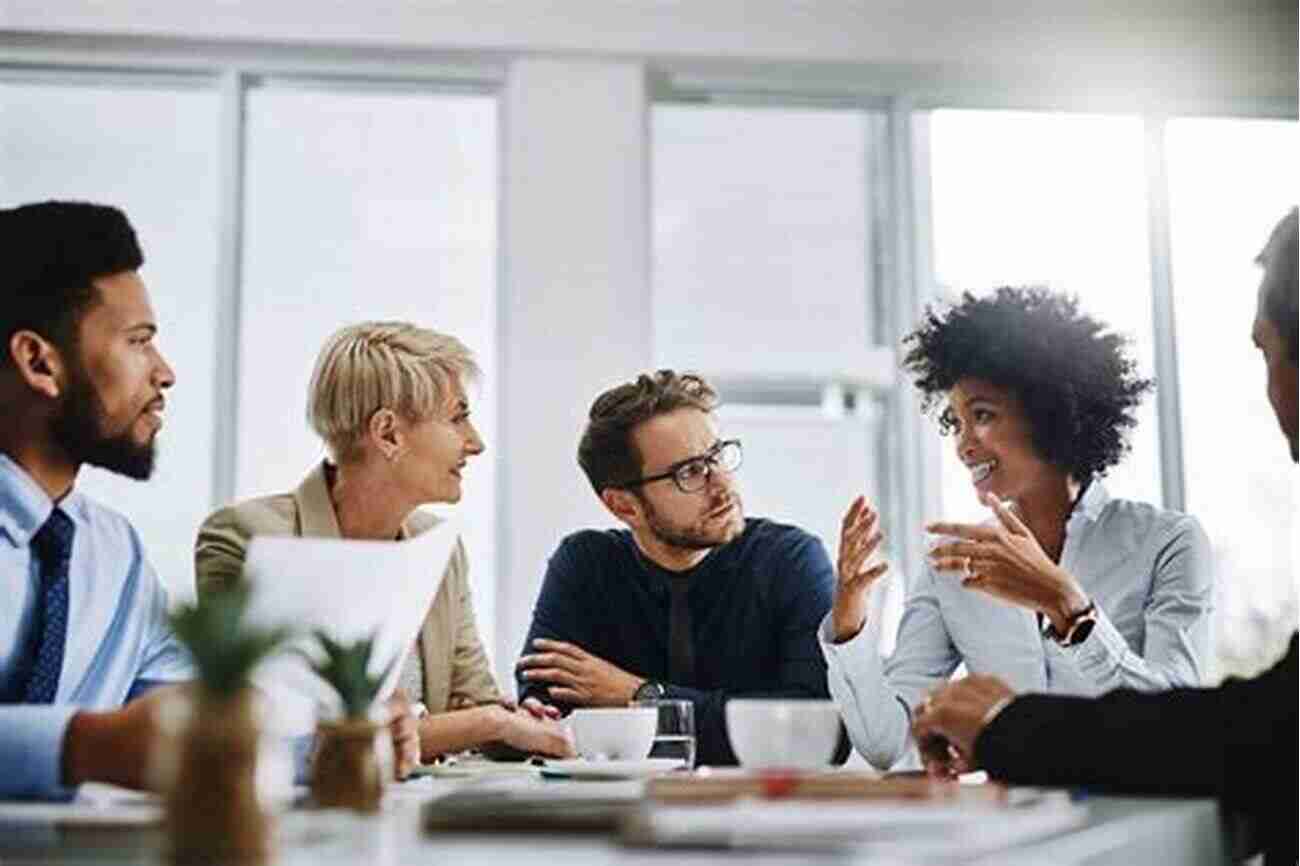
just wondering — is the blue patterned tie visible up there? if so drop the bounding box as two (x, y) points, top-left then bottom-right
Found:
(22, 508), (75, 703)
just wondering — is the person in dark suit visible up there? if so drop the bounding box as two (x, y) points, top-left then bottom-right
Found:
(911, 208), (1298, 866)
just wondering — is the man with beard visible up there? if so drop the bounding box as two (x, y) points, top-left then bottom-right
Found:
(516, 370), (844, 766)
(911, 208), (1297, 865)
(0, 201), (189, 797)
(0, 202), (421, 796)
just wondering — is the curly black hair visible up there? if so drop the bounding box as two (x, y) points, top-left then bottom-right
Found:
(901, 286), (1153, 483)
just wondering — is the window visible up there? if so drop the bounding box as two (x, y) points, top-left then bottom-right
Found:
(928, 109), (1162, 522)
(1166, 117), (1299, 678)
(653, 103), (901, 645)
(238, 82), (499, 652)
(1, 77), (223, 604)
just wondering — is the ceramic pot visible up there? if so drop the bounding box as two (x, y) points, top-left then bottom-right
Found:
(165, 687), (271, 865)
(312, 718), (385, 813)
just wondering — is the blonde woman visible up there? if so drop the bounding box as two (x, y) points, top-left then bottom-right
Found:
(195, 322), (572, 763)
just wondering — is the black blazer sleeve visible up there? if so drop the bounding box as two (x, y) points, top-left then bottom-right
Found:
(976, 635), (1297, 862)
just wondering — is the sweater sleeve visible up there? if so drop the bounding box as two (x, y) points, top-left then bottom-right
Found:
(515, 536), (592, 707)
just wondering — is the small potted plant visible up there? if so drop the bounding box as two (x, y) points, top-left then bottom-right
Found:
(305, 631), (397, 813)
(164, 585), (291, 865)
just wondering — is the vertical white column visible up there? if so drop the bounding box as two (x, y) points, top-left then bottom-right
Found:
(1143, 115), (1186, 513)
(212, 68), (246, 510)
(496, 58), (652, 690)
(876, 102), (941, 601)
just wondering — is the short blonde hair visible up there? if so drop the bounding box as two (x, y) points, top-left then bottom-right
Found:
(306, 321), (480, 461)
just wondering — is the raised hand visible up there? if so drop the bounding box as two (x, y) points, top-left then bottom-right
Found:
(926, 493), (1089, 633)
(830, 495), (890, 642)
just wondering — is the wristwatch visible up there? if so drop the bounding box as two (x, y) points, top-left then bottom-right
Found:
(632, 681), (666, 702)
(1043, 601), (1098, 647)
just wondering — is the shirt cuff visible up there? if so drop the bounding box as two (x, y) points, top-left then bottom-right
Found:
(1061, 605), (1130, 680)
(0, 704), (82, 799)
(816, 612), (912, 770)
(817, 612), (874, 660)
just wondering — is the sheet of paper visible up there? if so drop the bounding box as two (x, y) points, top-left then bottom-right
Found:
(242, 517), (459, 735)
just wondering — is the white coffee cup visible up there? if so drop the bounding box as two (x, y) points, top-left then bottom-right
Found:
(568, 707), (657, 761)
(725, 699), (842, 769)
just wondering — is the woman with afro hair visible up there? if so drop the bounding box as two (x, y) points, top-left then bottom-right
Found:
(818, 286), (1214, 773)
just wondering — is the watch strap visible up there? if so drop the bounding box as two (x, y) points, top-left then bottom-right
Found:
(1044, 601), (1098, 647)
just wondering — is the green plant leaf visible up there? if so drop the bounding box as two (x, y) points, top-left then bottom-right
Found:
(169, 584), (292, 697)
(305, 629), (390, 720)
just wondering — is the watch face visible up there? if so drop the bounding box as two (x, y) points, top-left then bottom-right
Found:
(1068, 616), (1097, 646)
(634, 682), (664, 701)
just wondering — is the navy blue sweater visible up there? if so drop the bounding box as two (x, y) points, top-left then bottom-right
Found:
(517, 518), (840, 766)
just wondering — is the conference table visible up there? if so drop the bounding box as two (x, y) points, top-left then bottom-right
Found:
(0, 773), (1247, 866)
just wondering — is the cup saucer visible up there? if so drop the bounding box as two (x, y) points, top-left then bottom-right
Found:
(539, 758), (685, 780)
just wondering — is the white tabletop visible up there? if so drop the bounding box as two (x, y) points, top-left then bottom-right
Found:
(0, 777), (1235, 866)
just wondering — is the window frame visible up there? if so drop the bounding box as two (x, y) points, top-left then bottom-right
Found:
(5, 35), (1294, 675)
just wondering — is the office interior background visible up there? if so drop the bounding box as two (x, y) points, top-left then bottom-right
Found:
(2, 2), (1296, 694)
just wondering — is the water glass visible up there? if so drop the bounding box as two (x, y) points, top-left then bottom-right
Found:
(631, 698), (696, 769)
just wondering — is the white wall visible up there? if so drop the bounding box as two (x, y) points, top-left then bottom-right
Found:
(6, 1), (1295, 111)
(498, 58), (651, 690)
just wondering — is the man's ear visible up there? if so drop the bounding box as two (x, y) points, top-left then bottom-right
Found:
(8, 330), (66, 400)
(600, 487), (643, 528)
(367, 408), (403, 461)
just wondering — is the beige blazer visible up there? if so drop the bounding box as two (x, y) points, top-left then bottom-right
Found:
(193, 461), (500, 713)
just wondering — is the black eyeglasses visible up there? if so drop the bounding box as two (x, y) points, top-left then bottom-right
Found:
(621, 439), (743, 494)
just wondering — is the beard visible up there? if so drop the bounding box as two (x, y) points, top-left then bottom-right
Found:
(50, 361), (157, 481)
(640, 491), (744, 552)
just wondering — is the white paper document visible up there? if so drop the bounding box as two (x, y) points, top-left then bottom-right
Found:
(242, 517), (459, 735)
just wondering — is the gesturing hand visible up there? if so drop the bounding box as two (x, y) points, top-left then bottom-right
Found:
(926, 493), (1089, 633)
(517, 639), (643, 707)
(830, 495), (890, 643)
(910, 675), (1016, 778)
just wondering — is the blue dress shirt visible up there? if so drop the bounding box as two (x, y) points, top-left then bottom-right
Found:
(820, 483), (1215, 770)
(0, 453), (191, 798)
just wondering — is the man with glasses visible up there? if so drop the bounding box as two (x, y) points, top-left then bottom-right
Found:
(516, 370), (844, 766)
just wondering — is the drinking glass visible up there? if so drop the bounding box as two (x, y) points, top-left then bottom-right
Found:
(631, 699), (696, 769)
